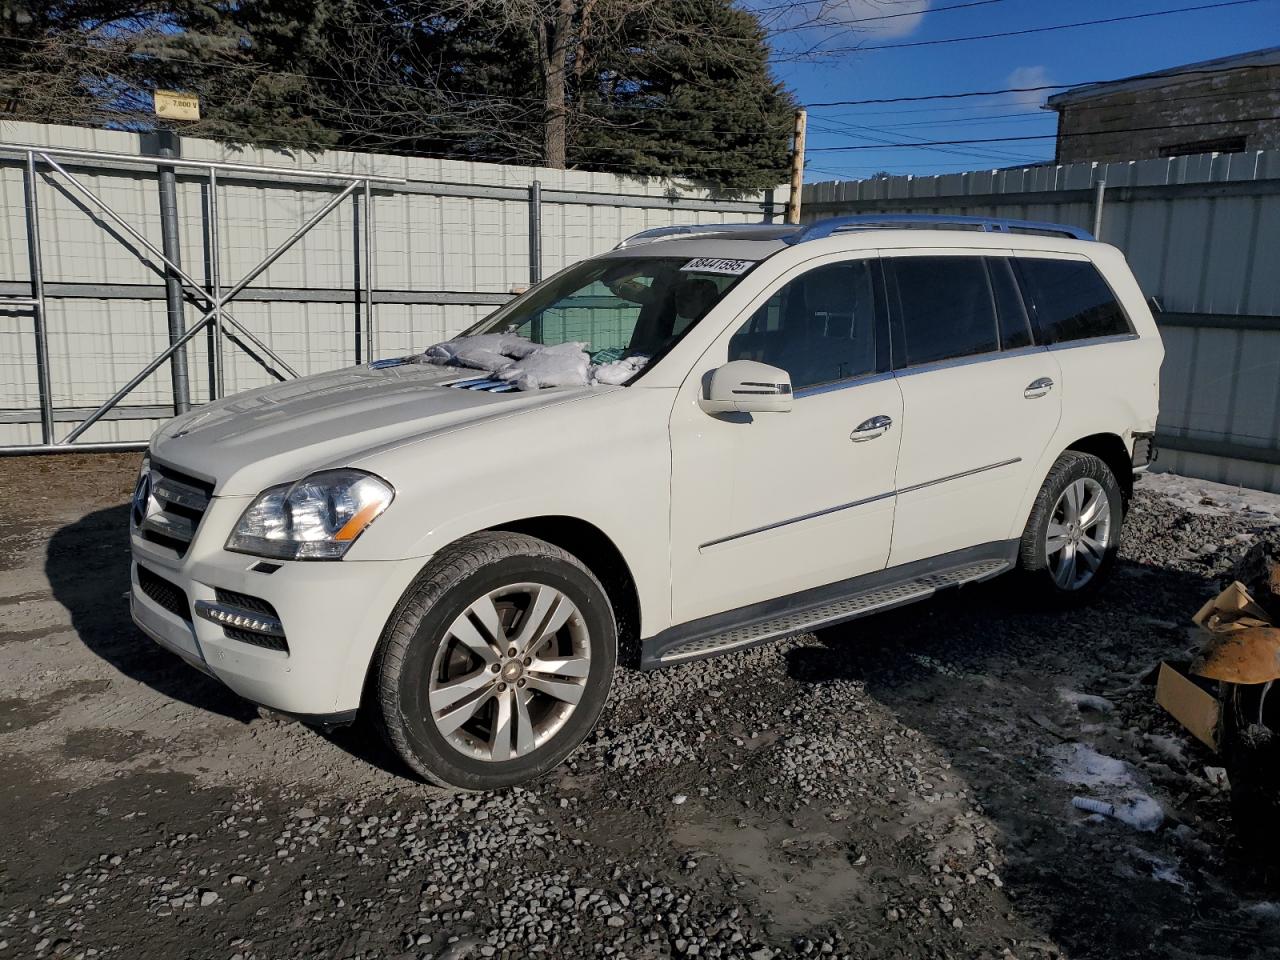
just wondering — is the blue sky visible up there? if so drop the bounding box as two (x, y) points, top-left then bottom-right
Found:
(756, 0), (1280, 181)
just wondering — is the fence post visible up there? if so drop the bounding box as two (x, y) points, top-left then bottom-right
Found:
(364, 179), (375, 362)
(208, 169), (224, 400)
(529, 180), (543, 285)
(154, 130), (191, 414)
(1092, 178), (1107, 241)
(23, 151), (54, 444)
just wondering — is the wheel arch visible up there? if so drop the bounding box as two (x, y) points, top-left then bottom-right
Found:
(1064, 432), (1133, 501)
(485, 516), (643, 668)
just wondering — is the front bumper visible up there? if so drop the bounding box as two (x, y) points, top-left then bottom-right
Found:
(129, 495), (428, 717)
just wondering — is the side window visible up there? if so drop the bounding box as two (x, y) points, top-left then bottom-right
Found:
(888, 256), (999, 368)
(728, 260), (880, 390)
(1015, 258), (1132, 344)
(988, 257), (1034, 350)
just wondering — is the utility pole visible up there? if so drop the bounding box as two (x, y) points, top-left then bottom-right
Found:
(786, 108), (807, 225)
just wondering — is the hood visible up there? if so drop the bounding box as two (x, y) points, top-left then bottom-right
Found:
(150, 362), (594, 496)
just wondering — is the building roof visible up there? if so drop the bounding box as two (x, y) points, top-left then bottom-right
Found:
(1046, 46), (1280, 110)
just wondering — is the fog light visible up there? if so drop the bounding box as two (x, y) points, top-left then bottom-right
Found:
(194, 599), (285, 637)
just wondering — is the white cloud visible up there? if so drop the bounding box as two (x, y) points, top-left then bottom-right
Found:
(822, 0), (932, 39)
(1006, 65), (1054, 108)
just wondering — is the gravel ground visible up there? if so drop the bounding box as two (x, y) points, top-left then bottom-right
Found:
(3, 453), (1280, 960)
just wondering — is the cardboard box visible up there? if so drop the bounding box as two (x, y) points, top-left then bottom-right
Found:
(1156, 661), (1221, 752)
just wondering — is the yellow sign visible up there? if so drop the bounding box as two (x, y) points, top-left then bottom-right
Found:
(153, 90), (200, 122)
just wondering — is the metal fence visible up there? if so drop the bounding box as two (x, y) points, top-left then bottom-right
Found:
(0, 121), (781, 452)
(803, 150), (1280, 492)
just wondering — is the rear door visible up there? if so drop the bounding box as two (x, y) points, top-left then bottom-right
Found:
(884, 252), (1063, 568)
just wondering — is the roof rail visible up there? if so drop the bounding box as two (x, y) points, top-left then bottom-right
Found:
(614, 223), (798, 249)
(793, 214), (1093, 242)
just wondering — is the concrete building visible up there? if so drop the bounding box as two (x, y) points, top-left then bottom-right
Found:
(1046, 47), (1280, 163)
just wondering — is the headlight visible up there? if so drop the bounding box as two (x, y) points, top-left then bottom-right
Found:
(226, 469), (394, 560)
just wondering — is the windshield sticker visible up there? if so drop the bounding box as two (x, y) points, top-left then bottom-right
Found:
(681, 257), (755, 276)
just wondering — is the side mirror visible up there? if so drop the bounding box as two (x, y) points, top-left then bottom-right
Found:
(698, 360), (793, 415)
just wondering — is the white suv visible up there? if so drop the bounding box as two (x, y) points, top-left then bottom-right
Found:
(129, 215), (1163, 789)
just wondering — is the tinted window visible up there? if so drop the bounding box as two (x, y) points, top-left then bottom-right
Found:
(1015, 258), (1131, 344)
(728, 261), (879, 390)
(889, 256), (998, 367)
(989, 257), (1034, 350)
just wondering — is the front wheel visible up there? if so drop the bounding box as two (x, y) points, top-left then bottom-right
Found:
(372, 532), (617, 790)
(1018, 451), (1123, 602)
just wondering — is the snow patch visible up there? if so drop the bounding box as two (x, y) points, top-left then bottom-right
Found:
(1142, 733), (1189, 766)
(1050, 743), (1164, 832)
(1058, 689), (1116, 714)
(1051, 744), (1132, 788)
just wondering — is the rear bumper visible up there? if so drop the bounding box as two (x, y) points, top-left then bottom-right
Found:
(1132, 431), (1157, 472)
(129, 497), (428, 717)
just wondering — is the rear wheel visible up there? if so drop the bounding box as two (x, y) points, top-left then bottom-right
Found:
(372, 532), (616, 790)
(1018, 451), (1123, 602)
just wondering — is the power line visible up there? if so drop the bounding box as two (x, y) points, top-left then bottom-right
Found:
(808, 113), (1280, 151)
(811, 84), (1280, 132)
(801, 0), (1269, 55)
(806, 62), (1279, 108)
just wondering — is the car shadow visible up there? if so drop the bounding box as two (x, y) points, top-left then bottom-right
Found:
(45, 505), (428, 780)
(46, 504), (258, 722)
(783, 559), (1277, 957)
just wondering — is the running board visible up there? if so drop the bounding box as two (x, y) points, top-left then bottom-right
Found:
(644, 547), (1016, 668)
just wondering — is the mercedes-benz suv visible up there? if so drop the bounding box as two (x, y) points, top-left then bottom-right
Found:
(129, 215), (1163, 789)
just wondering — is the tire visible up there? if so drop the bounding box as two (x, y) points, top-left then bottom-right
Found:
(371, 531), (617, 790)
(1219, 683), (1280, 860)
(1017, 451), (1124, 603)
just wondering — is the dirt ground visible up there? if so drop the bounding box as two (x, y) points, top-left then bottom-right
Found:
(2, 453), (1280, 960)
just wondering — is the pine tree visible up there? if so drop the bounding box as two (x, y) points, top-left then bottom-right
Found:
(0, 0), (796, 188)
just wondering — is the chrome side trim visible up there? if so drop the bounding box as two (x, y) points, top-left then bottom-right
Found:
(698, 458), (1023, 550)
(894, 347), (1042, 380)
(794, 370), (895, 399)
(1046, 332), (1140, 352)
(898, 457), (1021, 496)
(699, 491), (894, 550)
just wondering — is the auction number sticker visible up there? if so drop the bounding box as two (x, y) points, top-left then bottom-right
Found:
(681, 257), (755, 275)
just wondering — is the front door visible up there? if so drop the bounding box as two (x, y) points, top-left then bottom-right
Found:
(668, 256), (903, 624)
(882, 252), (1063, 567)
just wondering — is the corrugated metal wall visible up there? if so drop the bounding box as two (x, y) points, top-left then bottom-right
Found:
(0, 121), (782, 446)
(803, 150), (1280, 492)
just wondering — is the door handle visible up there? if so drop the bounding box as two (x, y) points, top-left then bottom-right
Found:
(851, 415), (893, 442)
(1024, 377), (1054, 399)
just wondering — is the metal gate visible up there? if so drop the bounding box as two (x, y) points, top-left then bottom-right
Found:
(0, 141), (402, 454)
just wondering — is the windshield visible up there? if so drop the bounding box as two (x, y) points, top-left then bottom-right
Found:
(467, 255), (754, 363)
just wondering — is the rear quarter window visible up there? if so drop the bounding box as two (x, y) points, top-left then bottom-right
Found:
(1015, 257), (1132, 344)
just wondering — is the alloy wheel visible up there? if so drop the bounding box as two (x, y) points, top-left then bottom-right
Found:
(427, 582), (591, 762)
(1045, 477), (1112, 590)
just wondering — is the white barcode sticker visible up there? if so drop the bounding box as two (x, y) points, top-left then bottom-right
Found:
(681, 257), (755, 275)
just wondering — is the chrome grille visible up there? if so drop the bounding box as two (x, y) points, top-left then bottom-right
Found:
(140, 465), (213, 557)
